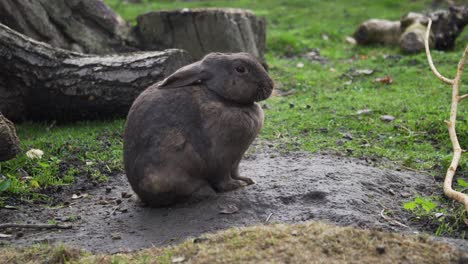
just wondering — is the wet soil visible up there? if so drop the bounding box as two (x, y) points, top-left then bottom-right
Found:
(1, 145), (466, 253)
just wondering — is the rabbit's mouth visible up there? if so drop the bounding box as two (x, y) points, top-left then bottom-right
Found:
(254, 82), (274, 102)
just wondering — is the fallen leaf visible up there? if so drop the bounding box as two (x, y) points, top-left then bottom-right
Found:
(357, 109), (372, 115)
(435, 213), (444, 219)
(172, 256), (186, 263)
(296, 62), (304, 68)
(373, 76), (393, 84)
(355, 69), (373, 75)
(71, 193), (88, 200)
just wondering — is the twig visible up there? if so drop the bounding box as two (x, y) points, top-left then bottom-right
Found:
(424, 20), (454, 85)
(0, 223), (72, 229)
(425, 19), (468, 213)
(460, 94), (468, 101)
(380, 209), (409, 228)
(265, 213), (273, 223)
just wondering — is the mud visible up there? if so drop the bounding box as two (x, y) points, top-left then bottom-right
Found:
(1, 145), (465, 253)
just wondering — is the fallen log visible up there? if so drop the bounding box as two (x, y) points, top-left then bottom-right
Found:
(353, 6), (467, 53)
(0, 0), (137, 54)
(0, 23), (192, 121)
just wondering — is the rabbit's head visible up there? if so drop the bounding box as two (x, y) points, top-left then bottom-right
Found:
(158, 52), (274, 104)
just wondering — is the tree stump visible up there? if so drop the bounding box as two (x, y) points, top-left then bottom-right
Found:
(0, 23), (192, 122)
(136, 8), (266, 61)
(0, 113), (19, 162)
(0, 0), (137, 54)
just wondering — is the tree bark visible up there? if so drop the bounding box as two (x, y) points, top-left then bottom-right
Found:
(353, 6), (467, 53)
(0, 0), (137, 54)
(0, 23), (192, 122)
(0, 1), (267, 62)
(136, 8), (266, 61)
(0, 113), (19, 162)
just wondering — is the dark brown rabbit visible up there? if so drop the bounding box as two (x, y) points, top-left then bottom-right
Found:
(123, 52), (274, 207)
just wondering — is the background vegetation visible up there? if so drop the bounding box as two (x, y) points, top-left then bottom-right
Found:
(0, 0), (466, 235)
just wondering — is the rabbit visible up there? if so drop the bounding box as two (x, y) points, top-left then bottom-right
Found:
(123, 52), (274, 207)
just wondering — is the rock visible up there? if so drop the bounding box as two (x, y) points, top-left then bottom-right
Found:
(345, 36), (357, 45)
(380, 115), (395, 122)
(401, 192), (412, 198)
(303, 49), (327, 64)
(111, 233), (121, 240)
(342, 133), (354, 140)
(219, 204), (239, 214)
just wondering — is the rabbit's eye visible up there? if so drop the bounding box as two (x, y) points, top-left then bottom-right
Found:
(235, 66), (246, 73)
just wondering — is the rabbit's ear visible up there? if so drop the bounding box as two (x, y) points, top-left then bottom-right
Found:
(158, 62), (210, 89)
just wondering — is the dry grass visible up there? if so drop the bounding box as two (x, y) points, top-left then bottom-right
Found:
(1, 221), (466, 264)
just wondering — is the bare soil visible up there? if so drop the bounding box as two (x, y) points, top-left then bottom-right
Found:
(1, 144), (466, 253)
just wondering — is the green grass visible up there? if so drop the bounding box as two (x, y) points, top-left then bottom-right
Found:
(0, 120), (124, 203)
(101, 0), (467, 173)
(0, 0), (467, 234)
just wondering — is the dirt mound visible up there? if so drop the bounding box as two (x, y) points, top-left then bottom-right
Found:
(0, 145), (456, 253)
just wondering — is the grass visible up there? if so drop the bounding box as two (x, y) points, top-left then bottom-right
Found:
(0, 120), (123, 203)
(0, 0), (466, 235)
(1, 221), (466, 264)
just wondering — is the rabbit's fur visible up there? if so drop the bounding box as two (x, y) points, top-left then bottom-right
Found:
(123, 52), (274, 207)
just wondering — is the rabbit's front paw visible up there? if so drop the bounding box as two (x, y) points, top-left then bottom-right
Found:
(234, 176), (255, 185)
(214, 179), (247, 192)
